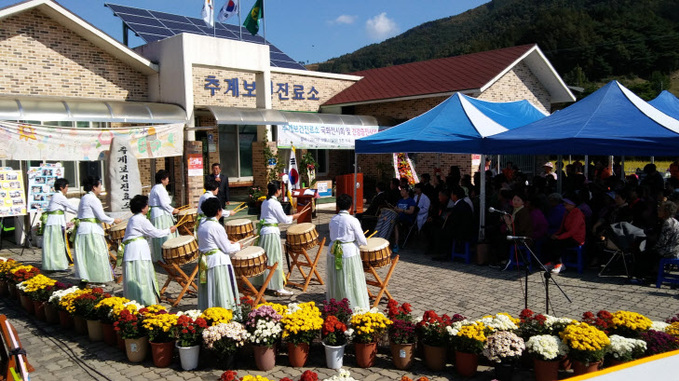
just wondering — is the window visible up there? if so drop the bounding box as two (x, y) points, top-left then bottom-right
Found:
(218, 124), (257, 179)
(308, 149), (329, 176)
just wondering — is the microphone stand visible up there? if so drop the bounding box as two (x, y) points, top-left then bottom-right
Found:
(508, 236), (572, 314)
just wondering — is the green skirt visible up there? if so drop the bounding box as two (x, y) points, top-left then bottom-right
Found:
(74, 233), (113, 283)
(252, 233), (285, 291)
(41, 225), (69, 271)
(198, 264), (240, 311)
(150, 214), (178, 262)
(123, 260), (159, 306)
(326, 254), (370, 310)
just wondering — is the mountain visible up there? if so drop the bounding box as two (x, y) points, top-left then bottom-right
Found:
(316, 0), (679, 98)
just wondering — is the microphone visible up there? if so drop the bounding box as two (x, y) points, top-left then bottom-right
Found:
(488, 207), (509, 215)
(506, 235), (530, 240)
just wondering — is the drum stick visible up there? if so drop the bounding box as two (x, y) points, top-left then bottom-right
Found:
(237, 235), (259, 248)
(367, 230), (378, 239)
(363, 230), (369, 235)
(231, 203), (248, 214)
(300, 204), (312, 215)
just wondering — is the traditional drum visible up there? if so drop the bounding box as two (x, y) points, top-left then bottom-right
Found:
(285, 223), (319, 251)
(161, 235), (199, 265)
(107, 220), (128, 242)
(374, 208), (398, 239)
(225, 219), (255, 241)
(177, 208), (198, 235)
(231, 246), (268, 278)
(359, 237), (392, 269)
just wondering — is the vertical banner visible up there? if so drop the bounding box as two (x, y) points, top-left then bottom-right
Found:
(0, 169), (26, 217)
(188, 154), (204, 177)
(27, 164), (63, 212)
(108, 138), (142, 212)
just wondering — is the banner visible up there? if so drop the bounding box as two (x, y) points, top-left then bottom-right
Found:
(0, 169), (26, 217)
(27, 164), (63, 212)
(0, 122), (184, 161)
(277, 123), (379, 150)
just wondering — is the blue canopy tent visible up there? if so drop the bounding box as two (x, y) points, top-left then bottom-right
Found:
(355, 92), (548, 154)
(650, 90), (679, 118)
(483, 81), (679, 156)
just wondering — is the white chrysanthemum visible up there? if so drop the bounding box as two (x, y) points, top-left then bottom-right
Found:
(323, 369), (358, 381)
(177, 309), (203, 319)
(651, 321), (670, 332)
(479, 314), (518, 331)
(123, 300), (145, 310)
(608, 335), (646, 360)
(525, 334), (569, 360)
(543, 315), (575, 329)
(48, 286), (79, 304)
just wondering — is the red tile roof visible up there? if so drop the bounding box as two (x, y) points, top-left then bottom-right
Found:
(324, 44), (536, 106)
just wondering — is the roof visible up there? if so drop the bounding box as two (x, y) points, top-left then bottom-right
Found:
(0, 0), (158, 75)
(324, 44), (575, 107)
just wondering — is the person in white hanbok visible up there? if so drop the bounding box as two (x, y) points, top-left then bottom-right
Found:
(196, 180), (230, 230)
(41, 178), (78, 271)
(74, 176), (121, 283)
(197, 198), (241, 310)
(326, 194), (370, 309)
(148, 170), (178, 262)
(122, 195), (177, 306)
(414, 183), (431, 231)
(252, 181), (302, 296)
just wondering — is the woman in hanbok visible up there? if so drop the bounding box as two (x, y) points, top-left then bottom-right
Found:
(197, 180), (230, 230)
(326, 194), (370, 309)
(252, 181), (301, 296)
(41, 178), (77, 271)
(122, 195), (177, 306)
(148, 170), (178, 262)
(74, 176), (121, 283)
(196, 198), (241, 310)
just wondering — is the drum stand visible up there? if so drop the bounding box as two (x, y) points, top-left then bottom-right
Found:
(364, 255), (399, 308)
(158, 261), (199, 307)
(236, 262), (278, 305)
(284, 237), (326, 292)
(105, 237), (123, 284)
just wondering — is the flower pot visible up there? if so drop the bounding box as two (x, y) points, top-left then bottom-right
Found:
(32, 300), (46, 321)
(609, 358), (625, 367)
(253, 345), (276, 371)
(390, 343), (414, 370)
(324, 342), (346, 370)
(533, 358), (560, 381)
(288, 342), (309, 367)
(102, 322), (117, 346)
(87, 319), (104, 342)
(116, 331), (125, 351)
(8, 283), (17, 300)
(45, 303), (60, 324)
(217, 352), (236, 370)
(572, 360), (601, 376)
(494, 362), (515, 381)
(355, 342), (377, 368)
(177, 344), (201, 371)
(125, 337), (149, 363)
(455, 351), (479, 377)
(20, 293), (34, 314)
(58, 309), (73, 329)
(559, 355), (571, 370)
(423, 344), (447, 371)
(0, 280), (8, 297)
(150, 340), (175, 368)
(73, 316), (88, 335)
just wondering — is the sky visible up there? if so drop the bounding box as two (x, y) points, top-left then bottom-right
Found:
(0, 0), (490, 64)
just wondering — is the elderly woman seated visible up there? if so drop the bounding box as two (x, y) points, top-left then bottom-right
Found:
(632, 201), (679, 283)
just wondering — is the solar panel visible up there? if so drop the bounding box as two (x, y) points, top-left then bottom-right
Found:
(105, 3), (306, 71)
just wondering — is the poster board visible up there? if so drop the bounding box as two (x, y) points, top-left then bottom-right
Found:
(27, 164), (63, 212)
(316, 180), (332, 198)
(0, 169), (26, 218)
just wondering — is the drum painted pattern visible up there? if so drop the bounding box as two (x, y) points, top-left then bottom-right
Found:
(359, 237), (392, 269)
(285, 223), (319, 251)
(225, 219), (255, 241)
(161, 235), (199, 265)
(232, 246), (267, 278)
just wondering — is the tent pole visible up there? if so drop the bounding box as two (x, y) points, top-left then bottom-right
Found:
(479, 154), (486, 242)
(497, 154), (500, 175)
(353, 152), (358, 214)
(621, 156), (625, 180)
(651, 156), (655, 164)
(584, 155), (589, 180)
(557, 155), (563, 194)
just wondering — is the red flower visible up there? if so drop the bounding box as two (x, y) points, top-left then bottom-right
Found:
(219, 370), (238, 381)
(299, 370), (319, 381)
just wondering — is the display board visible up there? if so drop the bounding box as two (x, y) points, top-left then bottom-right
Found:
(27, 164), (63, 212)
(0, 169), (26, 218)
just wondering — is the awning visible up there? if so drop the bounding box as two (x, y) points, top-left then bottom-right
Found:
(205, 106), (378, 126)
(0, 97), (187, 124)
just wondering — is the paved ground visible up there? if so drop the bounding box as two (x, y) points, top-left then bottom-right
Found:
(1, 203), (678, 381)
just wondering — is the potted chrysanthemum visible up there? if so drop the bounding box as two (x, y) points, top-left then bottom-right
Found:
(451, 321), (488, 377)
(281, 302), (323, 367)
(607, 334), (646, 366)
(482, 330), (525, 381)
(203, 321), (249, 370)
(525, 334), (569, 381)
(244, 304), (283, 371)
(142, 309), (179, 368)
(172, 312), (208, 370)
(386, 300), (416, 370)
(350, 307), (392, 368)
(560, 322), (610, 375)
(322, 315), (351, 369)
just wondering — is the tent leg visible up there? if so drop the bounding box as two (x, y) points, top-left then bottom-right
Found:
(353, 152), (358, 214)
(584, 155), (589, 180)
(621, 156), (625, 179)
(479, 154), (486, 242)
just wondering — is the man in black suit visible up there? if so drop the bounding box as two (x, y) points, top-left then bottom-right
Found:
(206, 163), (229, 208)
(433, 186), (475, 260)
(357, 182), (388, 232)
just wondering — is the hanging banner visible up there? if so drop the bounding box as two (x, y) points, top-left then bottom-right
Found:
(0, 121), (184, 161)
(393, 153), (419, 186)
(0, 169), (26, 217)
(187, 154), (204, 177)
(27, 164), (63, 212)
(277, 123), (379, 149)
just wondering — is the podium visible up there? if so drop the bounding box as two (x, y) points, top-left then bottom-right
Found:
(336, 173), (363, 214)
(291, 189), (316, 223)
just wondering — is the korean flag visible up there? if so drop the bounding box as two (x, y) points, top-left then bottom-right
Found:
(218, 0), (239, 23)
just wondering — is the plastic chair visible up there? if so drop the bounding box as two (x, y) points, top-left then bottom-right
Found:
(451, 240), (471, 263)
(562, 244), (585, 274)
(656, 258), (679, 288)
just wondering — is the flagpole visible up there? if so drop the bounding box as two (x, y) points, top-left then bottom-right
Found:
(238, 0), (242, 40)
(263, 0), (266, 43)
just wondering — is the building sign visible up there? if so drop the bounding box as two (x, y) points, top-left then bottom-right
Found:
(27, 164), (63, 212)
(108, 138), (142, 212)
(0, 169), (26, 217)
(188, 154), (204, 177)
(0, 122), (184, 161)
(204, 76), (320, 101)
(277, 124), (379, 150)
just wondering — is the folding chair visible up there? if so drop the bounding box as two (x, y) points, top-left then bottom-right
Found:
(401, 222), (418, 248)
(598, 238), (632, 278)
